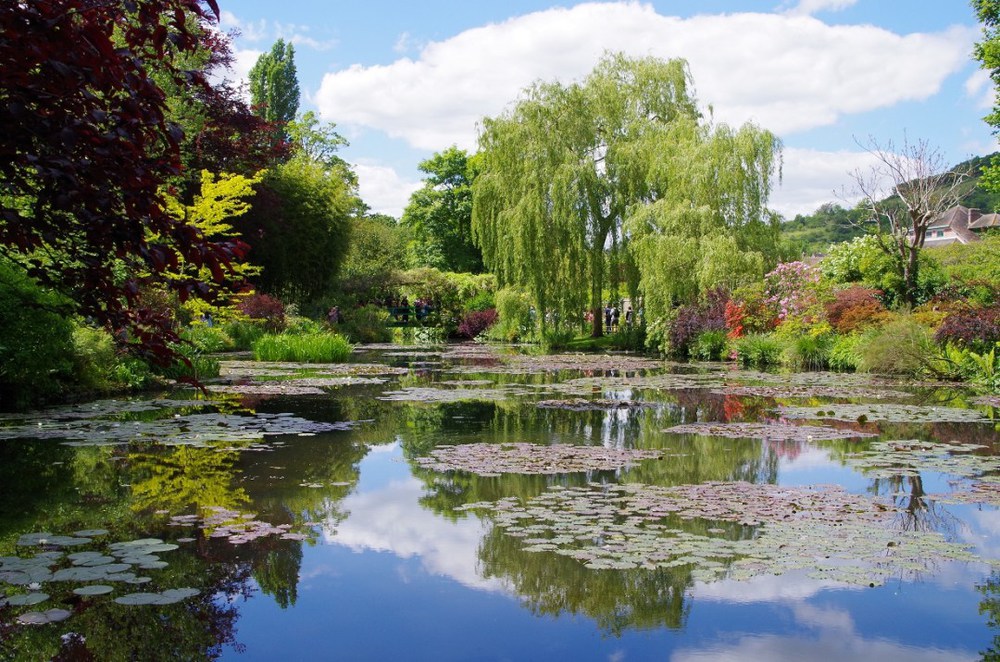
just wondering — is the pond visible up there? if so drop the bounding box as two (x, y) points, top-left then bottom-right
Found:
(2, 342), (1000, 660)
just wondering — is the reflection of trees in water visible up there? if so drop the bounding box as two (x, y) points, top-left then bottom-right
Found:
(479, 524), (690, 635)
(128, 444), (251, 515)
(868, 473), (960, 539)
(979, 571), (1000, 661)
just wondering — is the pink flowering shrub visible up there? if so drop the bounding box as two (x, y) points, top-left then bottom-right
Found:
(764, 261), (821, 324)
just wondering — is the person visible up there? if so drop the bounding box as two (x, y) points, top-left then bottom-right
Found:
(327, 306), (340, 325)
(625, 307), (633, 328)
(401, 296), (409, 323)
(604, 305), (612, 330)
(611, 306), (619, 332)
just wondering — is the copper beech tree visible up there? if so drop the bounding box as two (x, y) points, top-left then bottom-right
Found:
(0, 0), (259, 364)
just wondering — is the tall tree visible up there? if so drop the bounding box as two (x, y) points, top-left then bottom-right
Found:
(401, 146), (484, 273)
(0, 0), (241, 364)
(474, 53), (780, 337)
(974, 0), (1000, 197)
(847, 136), (969, 308)
(248, 39), (300, 125)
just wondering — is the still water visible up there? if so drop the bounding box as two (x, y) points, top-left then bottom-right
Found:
(2, 342), (1000, 661)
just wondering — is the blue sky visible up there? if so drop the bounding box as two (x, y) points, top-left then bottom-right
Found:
(218, 0), (996, 218)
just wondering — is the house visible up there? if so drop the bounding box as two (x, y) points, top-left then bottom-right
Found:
(914, 205), (999, 247)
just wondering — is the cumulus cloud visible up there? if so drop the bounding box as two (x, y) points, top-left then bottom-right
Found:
(314, 3), (973, 151)
(966, 69), (994, 110)
(782, 0), (859, 17)
(770, 147), (885, 218)
(353, 162), (422, 219)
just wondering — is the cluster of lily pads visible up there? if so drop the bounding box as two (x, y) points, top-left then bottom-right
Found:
(776, 403), (989, 424)
(166, 507), (310, 543)
(0, 529), (201, 625)
(378, 385), (535, 403)
(415, 442), (663, 476)
(458, 481), (983, 585)
(662, 422), (877, 442)
(536, 398), (657, 412)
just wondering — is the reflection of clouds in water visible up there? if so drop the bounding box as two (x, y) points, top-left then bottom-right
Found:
(692, 570), (854, 604)
(778, 446), (837, 472)
(323, 477), (511, 594)
(685, 575), (974, 662)
(671, 634), (973, 662)
(959, 507), (1000, 565)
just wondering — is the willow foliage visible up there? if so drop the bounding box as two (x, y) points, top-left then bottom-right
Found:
(473, 53), (781, 342)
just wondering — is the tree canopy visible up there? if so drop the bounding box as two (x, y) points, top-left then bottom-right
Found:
(401, 146), (484, 273)
(473, 53), (781, 339)
(249, 39), (300, 126)
(0, 0), (244, 363)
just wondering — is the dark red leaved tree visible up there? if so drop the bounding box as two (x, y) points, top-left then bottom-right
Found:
(0, 0), (248, 364)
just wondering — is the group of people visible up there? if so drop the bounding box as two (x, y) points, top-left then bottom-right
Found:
(604, 303), (633, 332)
(384, 296), (434, 323)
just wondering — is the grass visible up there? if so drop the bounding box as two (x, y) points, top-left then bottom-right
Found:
(252, 332), (354, 363)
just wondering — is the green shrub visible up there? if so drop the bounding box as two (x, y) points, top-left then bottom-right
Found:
(72, 324), (156, 391)
(489, 287), (534, 342)
(464, 290), (495, 312)
(610, 324), (646, 351)
(690, 329), (729, 361)
(155, 342), (221, 381)
(223, 320), (267, 351)
(828, 334), (863, 372)
(252, 332), (354, 362)
(733, 334), (784, 368)
(780, 333), (832, 371)
(339, 305), (392, 343)
(856, 315), (936, 376)
(0, 261), (75, 408)
(541, 328), (575, 351)
(182, 324), (233, 353)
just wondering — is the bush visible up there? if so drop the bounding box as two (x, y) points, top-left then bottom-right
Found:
(668, 288), (728, 357)
(825, 286), (886, 333)
(733, 334), (784, 368)
(934, 305), (1000, 353)
(223, 320), (267, 351)
(691, 329), (729, 361)
(828, 334), (863, 371)
(0, 262), (75, 408)
(856, 316), (936, 376)
(489, 287), (534, 342)
(182, 324), (233, 353)
(456, 309), (498, 339)
(252, 332), (354, 363)
(339, 305), (392, 343)
(239, 293), (286, 332)
(780, 333), (832, 370)
(464, 290), (495, 313)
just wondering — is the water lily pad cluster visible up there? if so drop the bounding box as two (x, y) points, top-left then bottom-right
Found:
(710, 384), (912, 400)
(458, 481), (980, 585)
(662, 422), (877, 442)
(777, 403), (988, 424)
(1, 530), (201, 625)
(415, 442), (663, 476)
(167, 507), (310, 543)
(0, 411), (358, 445)
(846, 439), (1000, 479)
(220, 360), (408, 379)
(207, 376), (387, 396)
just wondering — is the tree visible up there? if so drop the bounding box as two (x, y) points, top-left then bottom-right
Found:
(474, 53), (781, 339)
(401, 146), (484, 273)
(238, 155), (358, 303)
(248, 38), (300, 125)
(847, 136), (970, 308)
(339, 213), (410, 302)
(0, 0), (245, 364)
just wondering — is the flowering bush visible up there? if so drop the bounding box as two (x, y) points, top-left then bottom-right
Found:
(764, 261), (822, 324)
(239, 293), (286, 332)
(824, 286), (886, 334)
(456, 308), (498, 339)
(728, 282), (778, 336)
(668, 288), (728, 357)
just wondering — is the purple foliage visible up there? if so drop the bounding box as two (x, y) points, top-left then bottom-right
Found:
(669, 288), (729, 356)
(457, 308), (498, 339)
(934, 306), (1000, 350)
(239, 293), (286, 332)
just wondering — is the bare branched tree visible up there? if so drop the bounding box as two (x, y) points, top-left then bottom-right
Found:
(847, 135), (971, 307)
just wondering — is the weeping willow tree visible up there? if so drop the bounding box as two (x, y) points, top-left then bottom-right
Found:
(473, 52), (782, 340)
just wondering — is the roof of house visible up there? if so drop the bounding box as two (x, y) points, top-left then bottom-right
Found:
(924, 205), (981, 245)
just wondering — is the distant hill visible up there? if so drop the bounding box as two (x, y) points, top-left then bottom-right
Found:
(781, 153), (1000, 256)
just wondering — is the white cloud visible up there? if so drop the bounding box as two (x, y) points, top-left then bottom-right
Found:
(315, 3), (973, 152)
(782, 0), (859, 17)
(219, 10), (268, 43)
(966, 69), (994, 110)
(770, 147), (884, 218)
(325, 476), (512, 593)
(353, 162), (422, 219)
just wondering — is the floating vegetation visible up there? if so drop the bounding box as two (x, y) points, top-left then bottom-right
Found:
(777, 403), (988, 424)
(0, 411), (358, 444)
(0, 399), (213, 424)
(114, 588), (199, 606)
(536, 398), (657, 412)
(220, 360), (408, 379)
(378, 386), (534, 403)
(846, 439), (1000, 479)
(542, 371), (725, 396)
(0, 531), (204, 626)
(207, 376), (387, 396)
(971, 395), (1000, 408)
(662, 422), (877, 442)
(710, 384), (912, 400)
(166, 506), (312, 544)
(415, 442), (663, 476)
(459, 482), (981, 586)
(932, 481), (1000, 507)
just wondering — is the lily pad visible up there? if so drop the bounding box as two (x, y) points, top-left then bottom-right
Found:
(416, 442), (662, 475)
(662, 422), (877, 442)
(73, 585), (114, 596)
(6, 592), (49, 606)
(777, 403), (988, 424)
(16, 608), (71, 625)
